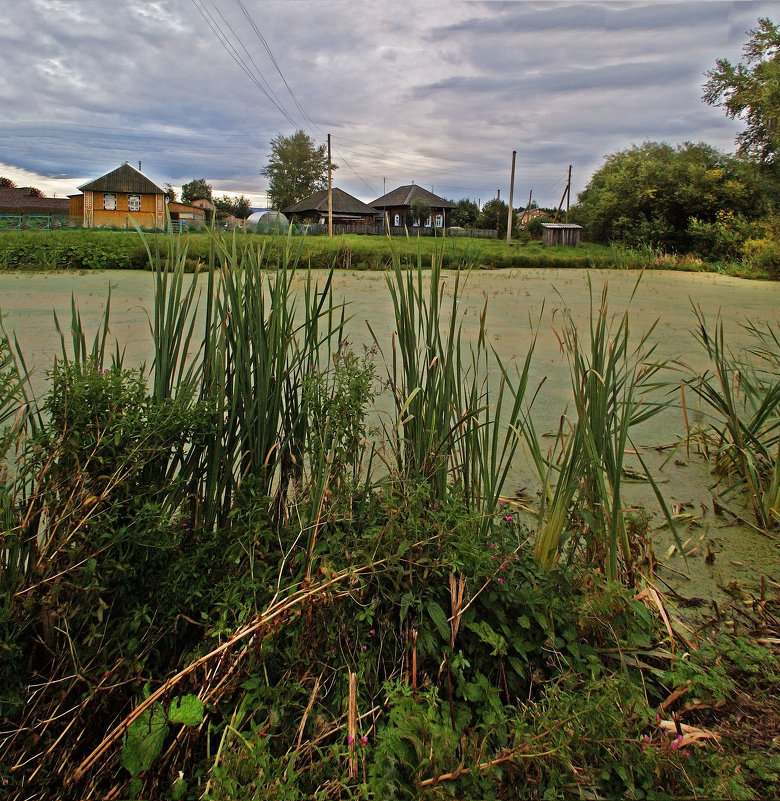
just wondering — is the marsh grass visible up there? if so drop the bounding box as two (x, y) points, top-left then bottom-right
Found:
(524, 276), (679, 579)
(688, 306), (780, 529)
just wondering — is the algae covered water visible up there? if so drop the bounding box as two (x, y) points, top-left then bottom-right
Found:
(1, 266), (777, 604)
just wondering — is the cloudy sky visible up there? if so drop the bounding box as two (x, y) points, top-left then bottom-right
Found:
(0, 0), (775, 208)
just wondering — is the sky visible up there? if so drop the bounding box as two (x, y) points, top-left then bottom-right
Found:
(0, 0), (776, 209)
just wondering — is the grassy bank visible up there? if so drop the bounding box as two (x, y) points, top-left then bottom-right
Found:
(0, 230), (777, 799)
(0, 228), (773, 278)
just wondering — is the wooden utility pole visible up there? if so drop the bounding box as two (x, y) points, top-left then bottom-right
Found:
(327, 134), (333, 238)
(521, 189), (533, 228)
(554, 165), (572, 222)
(506, 150), (516, 245)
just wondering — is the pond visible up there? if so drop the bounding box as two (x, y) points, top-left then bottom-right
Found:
(1, 267), (778, 606)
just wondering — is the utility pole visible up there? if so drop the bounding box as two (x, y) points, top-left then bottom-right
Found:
(327, 134), (333, 238)
(554, 165), (572, 222)
(506, 150), (516, 245)
(521, 189), (533, 229)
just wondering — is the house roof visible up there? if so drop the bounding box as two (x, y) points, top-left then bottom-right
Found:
(78, 163), (164, 194)
(370, 185), (455, 210)
(283, 188), (378, 216)
(167, 201), (206, 214)
(540, 223), (583, 229)
(0, 187), (70, 214)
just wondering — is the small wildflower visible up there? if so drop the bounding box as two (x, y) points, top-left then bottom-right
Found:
(504, 515), (513, 522)
(361, 645), (367, 651)
(370, 628), (376, 636)
(655, 713), (660, 723)
(498, 577), (504, 584)
(489, 542), (496, 549)
(643, 734), (651, 742)
(683, 750), (691, 758)
(361, 735), (368, 745)
(347, 735), (355, 746)
(498, 500), (506, 507)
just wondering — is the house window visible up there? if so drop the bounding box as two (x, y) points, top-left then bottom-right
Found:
(435, 214), (443, 228)
(425, 216), (432, 228)
(103, 193), (116, 210)
(393, 213), (400, 226)
(128, 194), (141, 212)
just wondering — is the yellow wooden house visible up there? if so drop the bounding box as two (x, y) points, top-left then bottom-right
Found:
(70, 163), (166, 228)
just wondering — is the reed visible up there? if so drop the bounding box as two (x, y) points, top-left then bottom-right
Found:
(525, 277), (677, 579)
(688, 307), (780, 529)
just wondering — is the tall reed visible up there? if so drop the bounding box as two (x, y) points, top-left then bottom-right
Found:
(374, 235), (535, 535)
(687, 307), (780, 528)
(525, 277), (677, 580)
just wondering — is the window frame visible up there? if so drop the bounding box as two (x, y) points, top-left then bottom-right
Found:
(103, 193), (116, 211)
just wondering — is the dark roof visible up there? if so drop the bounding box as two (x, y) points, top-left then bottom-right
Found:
(540, 223), (583, 229)
(78, 163), (164, 194)
(0, 187), (70, 214)
(370, 184), (455, 209)
(283, 188), (378, 216)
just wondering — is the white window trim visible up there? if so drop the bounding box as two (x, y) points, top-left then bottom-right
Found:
(128, 194), (141, 212)
(103, 193), (116, 211)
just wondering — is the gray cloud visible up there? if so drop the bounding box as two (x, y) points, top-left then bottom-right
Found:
(0, 1), (773, 207)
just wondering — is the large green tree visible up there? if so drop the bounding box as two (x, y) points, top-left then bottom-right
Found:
(181, 178), (213, 204)
(703, 17), (780, 166)
(449, 198), (479, 228)
(262, 130), (331, 211)
(575, 141), (768, 255)
(214, 193), (252, 220)
(476, 198), (509, 237)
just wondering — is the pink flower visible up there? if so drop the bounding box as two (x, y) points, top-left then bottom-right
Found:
(347, 735), (355, 745)
(370, 628), (376, 636)
(498, 577), (504, 584)
(361, 735), (368, 745)
(504, 515), (513, 522)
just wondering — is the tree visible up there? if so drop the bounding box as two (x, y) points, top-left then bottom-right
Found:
(214, 193), (252, 220)
(703, 18), (780, 165)
(163, 183), (177, 203)
(262, 130), (331, 211)
(0, 177), (16, 188)
(477, 198), (509, 236)
(575, 141), (769, 255)
(409, 197), (431, 227)
(450, 198), (479, 228)
(181, 179), (212, 203)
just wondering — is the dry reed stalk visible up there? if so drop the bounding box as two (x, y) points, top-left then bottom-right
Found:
(449, 572), (467, 648)
(411, 629), (418, 698)
(68, 561), (386, 787)
(348, 672), (358, 779)
(296, 671), (323, 749)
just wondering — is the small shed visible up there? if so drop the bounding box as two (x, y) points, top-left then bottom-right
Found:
(541, 223), (583, 247)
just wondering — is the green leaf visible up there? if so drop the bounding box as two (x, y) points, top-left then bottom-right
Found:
(168, 694), (205, 727)
(426, 599), (450, 642)
(120, 703), (168, 779)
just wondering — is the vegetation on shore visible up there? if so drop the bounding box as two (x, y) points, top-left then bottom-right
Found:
(0, 229), (778, 800)
(0, 227), (777, 279)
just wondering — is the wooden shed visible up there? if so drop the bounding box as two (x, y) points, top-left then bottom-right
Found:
(541, 223), (583, 247)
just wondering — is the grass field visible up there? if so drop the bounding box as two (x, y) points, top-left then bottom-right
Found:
(0, 228), (771, 278)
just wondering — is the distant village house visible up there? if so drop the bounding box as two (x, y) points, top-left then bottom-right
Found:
(70, 163), (166, 229)
(283, 187), (378, 231)
(370, 185), (455, 231)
